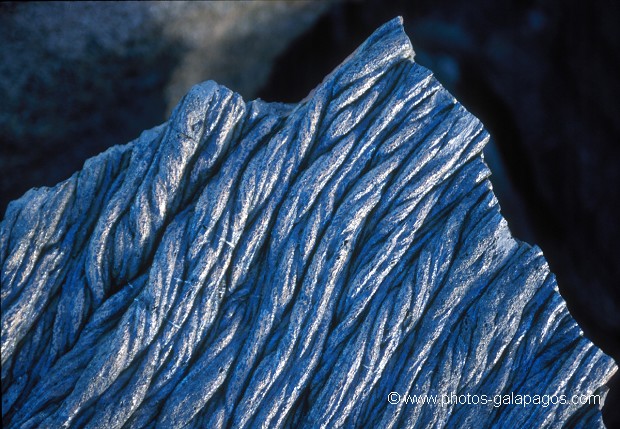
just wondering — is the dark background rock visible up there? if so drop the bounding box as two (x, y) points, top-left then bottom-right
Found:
(1, 0), (619, 425)
(0, 0), (331, 214)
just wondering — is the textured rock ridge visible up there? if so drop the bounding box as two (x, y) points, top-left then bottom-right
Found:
(1, 17), (616, 428)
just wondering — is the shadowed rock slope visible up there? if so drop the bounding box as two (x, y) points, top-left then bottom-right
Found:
(1, 17), (616, 428)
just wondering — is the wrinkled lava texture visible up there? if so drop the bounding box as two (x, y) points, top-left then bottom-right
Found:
(1, 19), (615, 428)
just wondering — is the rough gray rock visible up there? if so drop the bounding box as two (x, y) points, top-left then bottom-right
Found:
(1, 17), (616, 428)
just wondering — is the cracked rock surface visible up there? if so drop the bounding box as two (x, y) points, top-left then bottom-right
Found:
(1, 17), (616, 428)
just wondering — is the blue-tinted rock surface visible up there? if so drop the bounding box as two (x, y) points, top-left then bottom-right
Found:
(1, 17), (616, 428)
